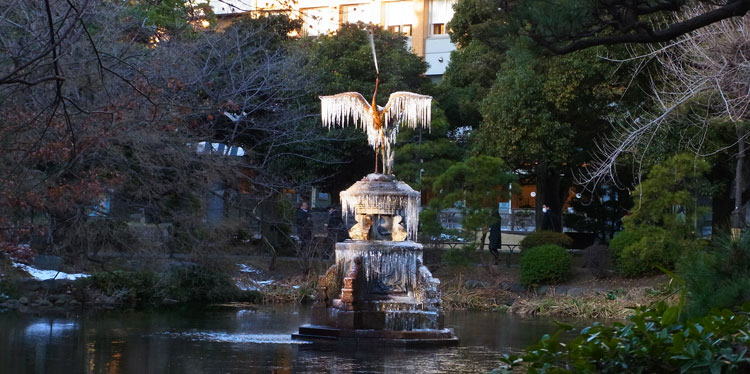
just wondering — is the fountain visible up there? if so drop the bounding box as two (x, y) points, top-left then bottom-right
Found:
(292, 33), (458, 346)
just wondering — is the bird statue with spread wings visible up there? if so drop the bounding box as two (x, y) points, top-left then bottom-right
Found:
(319, 32), (432, 175)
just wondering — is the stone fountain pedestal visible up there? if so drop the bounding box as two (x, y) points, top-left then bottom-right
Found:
(292, 240), (458, 346)
(292, 174), (458, 346)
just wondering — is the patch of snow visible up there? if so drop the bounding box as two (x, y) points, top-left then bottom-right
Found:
(235, 279), (275, 291)
(237, 264), (261, 274)
(235, 281), (258, 291)
(292, 285), (301, 289)
(12, 262), (89, 281)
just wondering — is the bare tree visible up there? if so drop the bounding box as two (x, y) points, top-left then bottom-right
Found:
(0, 2), (328, 264)
(581, 4), (750, 234)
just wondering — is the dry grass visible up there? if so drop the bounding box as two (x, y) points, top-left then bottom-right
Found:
(258, 275), (318, 304)
(508, 287), (677, 320)
(439, 271), (516, 311)
(435, 263), (675, 318)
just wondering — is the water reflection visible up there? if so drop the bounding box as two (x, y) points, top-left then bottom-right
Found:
(0, 306), (562, 373)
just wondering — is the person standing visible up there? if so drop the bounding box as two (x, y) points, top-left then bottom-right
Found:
(541, 204), (559, 231)
(296, 201), (312, 250)
(488, 210), (502, 264)
(326, 206), (345, 242)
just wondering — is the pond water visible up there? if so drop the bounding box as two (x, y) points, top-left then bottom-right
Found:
(0, 305), (563, 373)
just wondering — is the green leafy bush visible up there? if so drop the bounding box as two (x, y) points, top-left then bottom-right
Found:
(159, 265), (240, 303)
(583, 244), (611, 279)
(520, 231), (573, 250)
(678, 232), (750, 318)
(520, 244), (571, 286)
(610, 226), (706, 277)
(82, 266), (258, 308)
(82, 270), (159, 307)
(500, 302), (750, 373)
(608, 153), (711, 277)
(0, 280), (17, 300)
(441, 245), (477, 267)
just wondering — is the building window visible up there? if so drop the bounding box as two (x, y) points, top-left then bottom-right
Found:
(402, 24), (412, 36)
(301, 7), (338, 36)
(432, 23), (445, 35)
(384, 1), (416, 35)
(429, 0), (456, 34)
(387, 24), (412, 36)
(341, 4), (373, 24)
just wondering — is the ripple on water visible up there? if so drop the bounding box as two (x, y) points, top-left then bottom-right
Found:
(156, 331), (311, 345)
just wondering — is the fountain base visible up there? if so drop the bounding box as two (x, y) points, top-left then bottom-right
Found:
(292, 325), (458, 347)
(292, 240), (458, 347)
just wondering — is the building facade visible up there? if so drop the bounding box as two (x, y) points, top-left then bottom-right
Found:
(210, 0), (457, 76)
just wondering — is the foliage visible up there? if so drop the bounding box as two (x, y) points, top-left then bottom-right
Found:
(159, 265), (241, 303)
(82, 266), (258, 308)
(474, 39), (634, 226)
(127, 0), (213, 33)
(441, 245), (477, 268)
(0, 243), (36, 265)
(609, 154), (711, 276)
(610, 226), (705, 277)
(477, 42), (621, 168)
(563, 185), (631, 242)
(500, 302), (750, 373)
(520, 244), (571, 286)
(583, 244), (612, 279)
(0, 3), (323, 262)
(418, 208), (444, 241)
(394, 111), (465, 192)
(84, 270), (159, 307)
(431, 155), (515, 238)
(0, 280), (18, 300)
(299, 23), (432, 192)
(626, 153), (712, 230)
(678, 231), (750, 319)
(520, 231), (573, 250)
(496, 1), (746, 54)
(440, 0), (509, 127)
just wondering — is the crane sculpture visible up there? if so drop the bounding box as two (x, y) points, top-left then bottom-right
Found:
(320, 32), (432, 175)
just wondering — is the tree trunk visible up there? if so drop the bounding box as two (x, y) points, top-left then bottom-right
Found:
(731, 124), (747, 239)
(478, 228), (487, 251)
(535, 162), (546, 230)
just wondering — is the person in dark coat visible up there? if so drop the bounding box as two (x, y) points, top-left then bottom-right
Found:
(326, 206), (346, 242)
(295, 201), (312, 249)
(541, 204), (559, 231)
(488, 210), (502, 264)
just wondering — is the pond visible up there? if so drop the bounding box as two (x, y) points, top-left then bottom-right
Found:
(0, 306), (563, 373)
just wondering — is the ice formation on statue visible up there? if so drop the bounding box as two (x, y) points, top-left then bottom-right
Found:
(339, 175), (421, 240)
(291, 31), (457, 347)
(319, 92), (431, 176)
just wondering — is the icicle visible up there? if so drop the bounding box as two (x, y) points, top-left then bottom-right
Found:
(385, 92), (432, 131)
(340, 178), (421, 240)
(320, 92), (373, 131)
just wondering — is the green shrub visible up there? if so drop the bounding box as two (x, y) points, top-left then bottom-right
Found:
(441, 245), (477, 267)
(583, 244), (612, 279)
(82, 266), (256, 308)
(520, 231), (573, 250)
(0, 280), (17, 300)
(520, 244), (571, 286)
(500, 302), (750, 373)
(606, 153), (712, 278)
(610, 226), (705, 277)
(159, 265), (240, 303)
(82, 270), (159, 307)
(678, 232), (750, 318)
